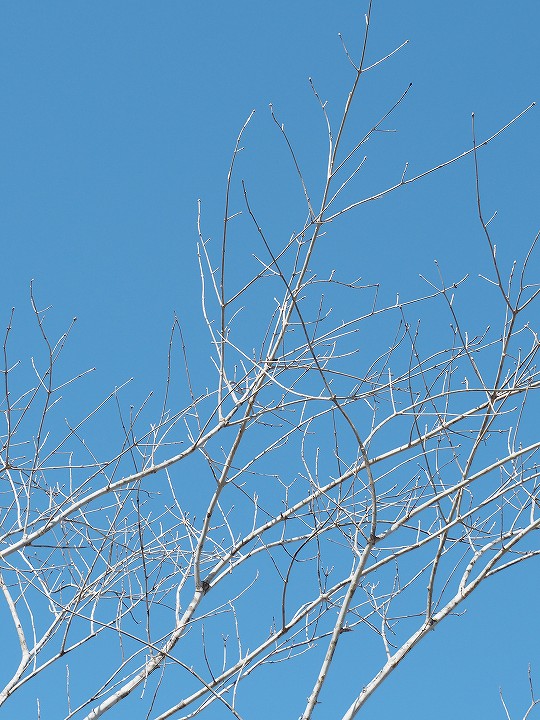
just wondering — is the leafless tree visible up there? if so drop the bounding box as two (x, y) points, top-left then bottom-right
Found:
(1, 3), (539, 719)
(501, 667), (540, 720)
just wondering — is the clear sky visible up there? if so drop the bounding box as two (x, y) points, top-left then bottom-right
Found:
(1, 2), (539, 718)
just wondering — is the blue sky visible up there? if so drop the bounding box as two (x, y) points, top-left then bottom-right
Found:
(1, 2), (539, 718)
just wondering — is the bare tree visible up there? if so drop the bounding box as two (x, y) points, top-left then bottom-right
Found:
(1, 3), (539, 719)
(501, 667), (540, 720)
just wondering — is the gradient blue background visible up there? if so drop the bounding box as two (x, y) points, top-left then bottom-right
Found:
(1, 2), (539, 718)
